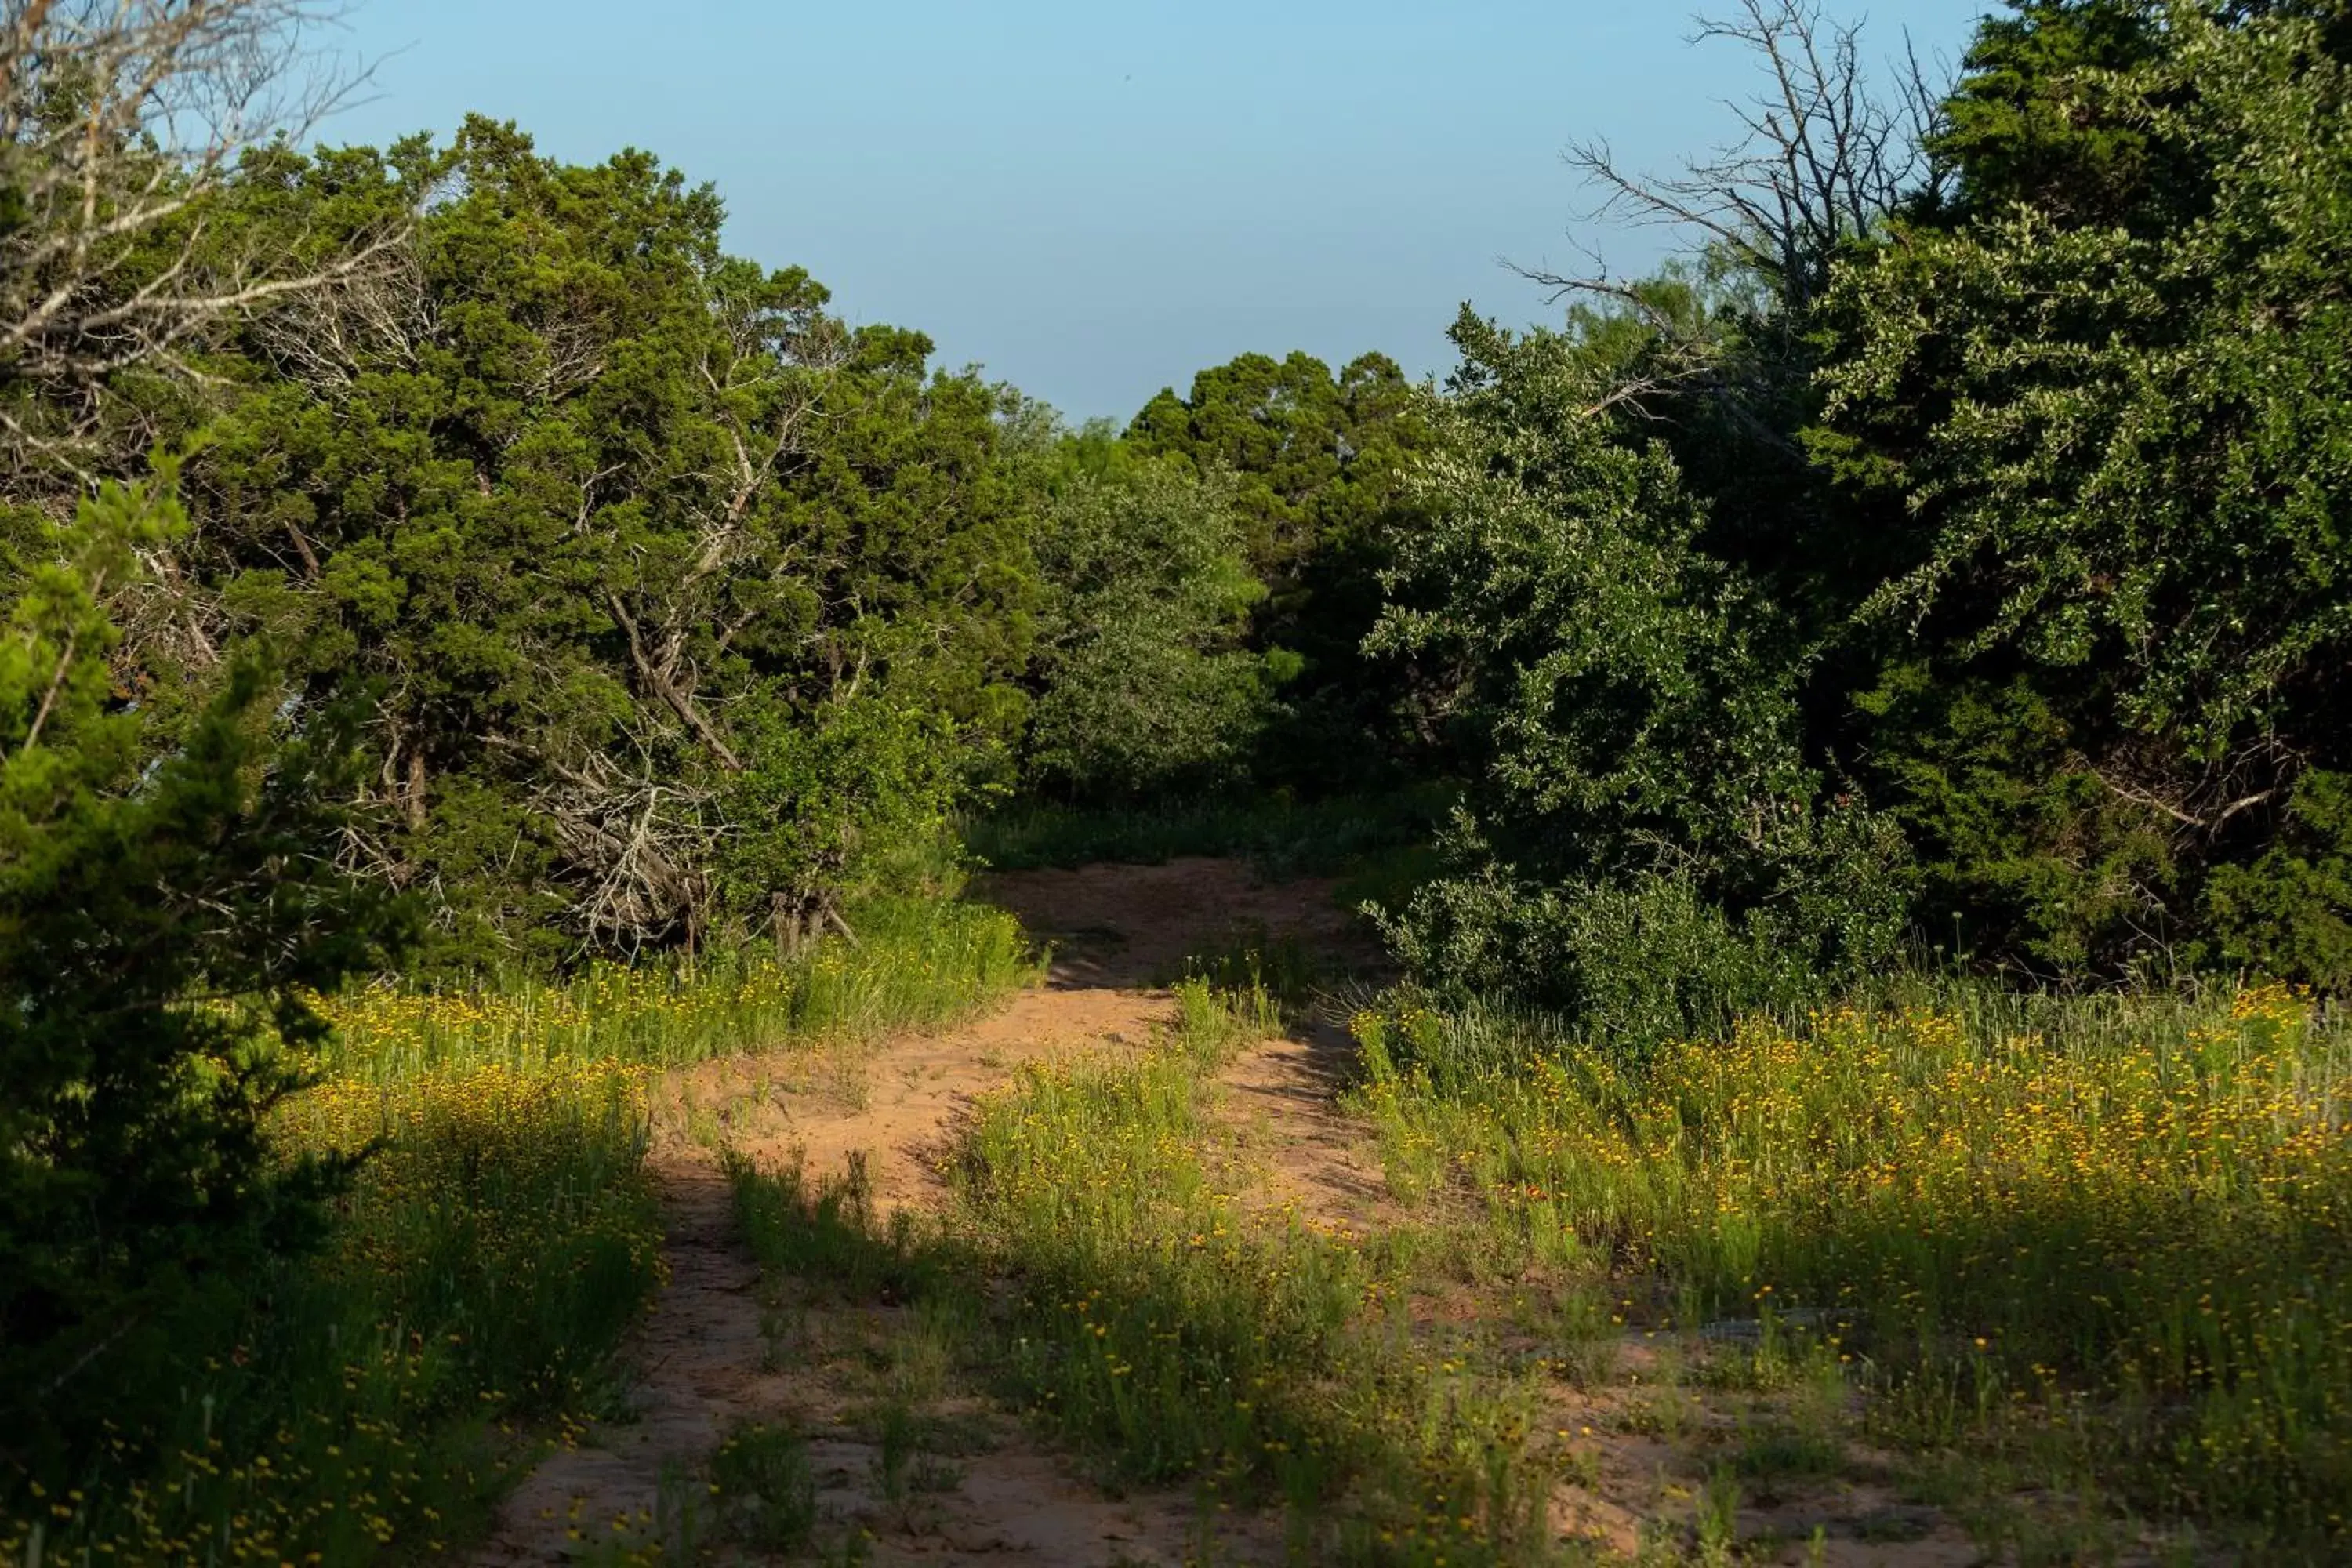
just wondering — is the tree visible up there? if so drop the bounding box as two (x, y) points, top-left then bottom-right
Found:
(0, 0), (392, 486)
(1022, 457), (1271, 801)
(1927, 0), (2174, 227)
(1127, 349), (1434, 790)
(1816, 2), (2352, 979)
(0, 485), (404, 1446)
(1370, 311), (1907, 1036)
(0, 4), (408, 1436)
(1128, 350), (1425, 576)
(181, 121), (1036, 965)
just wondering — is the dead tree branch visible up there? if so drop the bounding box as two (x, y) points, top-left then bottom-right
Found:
(1, 0), (399, 481)
(1525, 0), (1951, 315)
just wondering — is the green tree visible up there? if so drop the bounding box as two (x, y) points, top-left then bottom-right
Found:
(1370, 311), (1907, 1035)
(0, 480), (402, 1435)
(180, 120), (1035, 965)
(1817, 2), (2352, 978)
(1127, 350), (1434, 789)
(1022, 459), (1272, 801)
(1927, 0), (2174, 226)
(0, 2), (409, 1448)
(1129, 349), (1426, 576)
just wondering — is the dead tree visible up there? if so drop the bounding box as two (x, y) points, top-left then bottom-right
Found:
(1524, 1), (1950, 327)
(0, 0), (398, 480)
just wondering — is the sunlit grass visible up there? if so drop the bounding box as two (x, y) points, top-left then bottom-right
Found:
(311, 894), (1039, 1080)
(2, 894), (1040, 1566)
(1356, 980), (2352, 1539)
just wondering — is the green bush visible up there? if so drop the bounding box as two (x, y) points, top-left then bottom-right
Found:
(1022, 459), (1277, 800)
(1367, 313), (1908, 1028)
(0, 481), (405, 1450)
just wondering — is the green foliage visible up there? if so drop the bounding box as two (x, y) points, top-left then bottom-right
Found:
(1380, 0), (2352, 1013)
(2204, 770), (2352, 992)
(1127, 349), (1425, 576)
(1817, 2), (2352, 984)
(1022, 458), (1272, 800)
(1370, 310), (1907, 1029)
(710, 1423), (821, 1554)
(1929, 1), (2176, 226)
(182, 118), (1035, 967)
(0, 480), (405, 1470)
(714, 693), (967, 948)
(1127, 349), (1437, 793)
(1854, 666), (2186, 975)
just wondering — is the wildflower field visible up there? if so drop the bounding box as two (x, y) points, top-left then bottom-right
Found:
(1353, 980), (2352, 1549)
(2, 896), (1033, 1566)
(724, 971), (2352, 1564)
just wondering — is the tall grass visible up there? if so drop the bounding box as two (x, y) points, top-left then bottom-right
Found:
(1355, 980), (2352, 1541)
(313, 894), (1038, 1081)
(2, 892), (1039, 1565)
(728, 978), (1563, 1566)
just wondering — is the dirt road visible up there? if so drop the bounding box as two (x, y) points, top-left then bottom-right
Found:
(474, 860), (1349, 1567)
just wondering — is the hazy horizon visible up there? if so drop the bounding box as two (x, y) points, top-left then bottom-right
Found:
(321, 1), (1987, 420)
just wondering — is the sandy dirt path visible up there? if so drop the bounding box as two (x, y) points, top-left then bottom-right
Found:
(473, 859), (1351, 1567)
(469, 856), (1996, 1566)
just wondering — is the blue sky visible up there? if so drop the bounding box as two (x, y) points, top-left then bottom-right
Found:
(321, 2), (1989, 422)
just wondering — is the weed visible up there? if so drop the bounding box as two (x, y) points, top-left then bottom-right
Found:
(311, 894), (1040, 1082)
(1350, 981), (2352, 1542)
(712, 1421), (820, 1553)
(1696, 1467), (1742, 1568)
(872, 1400), (916, 1504)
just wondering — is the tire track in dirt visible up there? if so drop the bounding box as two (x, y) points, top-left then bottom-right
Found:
(474, 859), (1354, 1566)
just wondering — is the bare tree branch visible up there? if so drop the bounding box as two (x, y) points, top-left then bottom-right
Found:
(1530, 0), (1952, 316)
(605, 587), (744, 773)
(1, 0), (399, 482)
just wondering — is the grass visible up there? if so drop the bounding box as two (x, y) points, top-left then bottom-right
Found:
(726, 977), (1577, 1566)
(725, 951), (2352, 1563)
(32, 845), (2345, 1562)
(312, 893), (1037, 1080)
(2, 1058), (662, 1566)
(1, 890), (1039, 1566)
(1354, 978), (2352, 1552)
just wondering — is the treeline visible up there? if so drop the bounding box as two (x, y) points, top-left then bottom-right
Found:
(5, 0), (2352, 1414)
(9, 2), (2352, 1003)
(5, 108), (1432, 977)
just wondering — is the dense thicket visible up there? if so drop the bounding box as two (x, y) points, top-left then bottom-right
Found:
(1371, 0), (2352, 1024)
(1825, 0), (2352, 985)
(1018, 448), (1269, 801)
(174, 120), (1037, 968)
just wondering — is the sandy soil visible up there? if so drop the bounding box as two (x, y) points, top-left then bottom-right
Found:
(473, 858), (1336, 1566)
